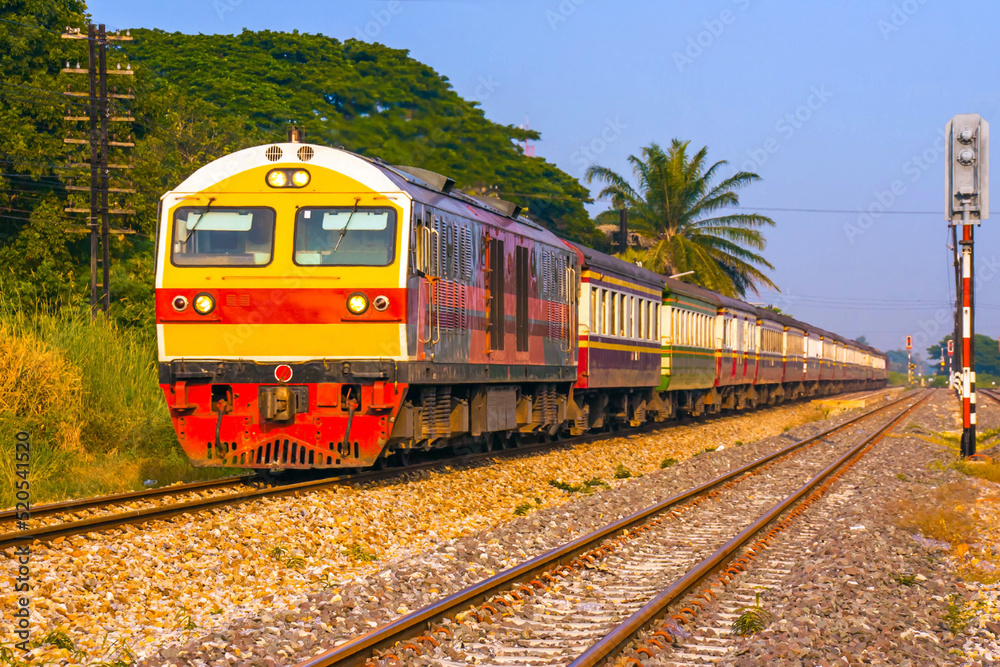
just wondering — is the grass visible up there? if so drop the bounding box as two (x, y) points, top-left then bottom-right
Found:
(0, 304), (234, 507)
(944, 594), (980, 635)
(343, 543), (378, 562)
(513, 502), (532, 516)
(896, 482), (978, 545)
(731, 591), (771, 636)
(613, 464), (633, 479)
(660, 456), (678, 469)
(892, 573), (917, 586)
(952, 457), (1000, 483)
(548, 477), (610, 494)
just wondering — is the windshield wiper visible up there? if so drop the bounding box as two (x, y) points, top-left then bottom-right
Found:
(333, 198), (362, 253)
(180, 196), (216, 244)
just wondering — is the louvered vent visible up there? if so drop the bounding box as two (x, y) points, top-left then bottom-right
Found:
(265, 145), (283, 161)
(296, 145), (314, 162)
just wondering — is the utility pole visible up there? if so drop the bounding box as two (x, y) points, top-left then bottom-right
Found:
(945, 114), (989, 458)
(60, 24), (134, 316)
(906, 335), (913, 385)
(618, 207), (628, 253)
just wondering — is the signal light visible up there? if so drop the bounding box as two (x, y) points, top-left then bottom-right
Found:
(905, 335), (912, 350)
(948, 339), (954, 355)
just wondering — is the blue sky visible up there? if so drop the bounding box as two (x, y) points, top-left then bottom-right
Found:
(87, 0), (1000, 358)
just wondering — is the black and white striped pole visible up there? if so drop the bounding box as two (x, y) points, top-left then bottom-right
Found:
(946, 114), (989, 458)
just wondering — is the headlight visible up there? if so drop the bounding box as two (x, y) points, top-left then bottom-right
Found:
(291, 170), (310, 187)
(346, 293), (369, 315)
(266, 170), (288, 187)
(193, 293), (216, 315)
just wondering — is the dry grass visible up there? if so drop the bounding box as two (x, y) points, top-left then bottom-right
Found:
(896, 482), (979, 546)
(0, 306), (231, 507)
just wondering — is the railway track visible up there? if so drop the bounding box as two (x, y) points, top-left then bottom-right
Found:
(0, 388), (897, 551)
(290, 389), (929, 667)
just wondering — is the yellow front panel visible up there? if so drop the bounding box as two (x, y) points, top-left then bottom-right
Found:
(161, 323), (403, 359)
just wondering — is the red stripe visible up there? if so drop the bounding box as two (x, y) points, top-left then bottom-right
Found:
(156, 287), (407, 324)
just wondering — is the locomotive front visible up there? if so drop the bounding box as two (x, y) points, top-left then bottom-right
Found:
(155, 142), (411, 469)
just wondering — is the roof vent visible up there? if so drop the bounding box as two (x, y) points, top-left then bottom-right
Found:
(265, 145), (283, 162)
(296, 145), (314, 162)
(392, 165), (455, 194)
(468, 194), (522, 219)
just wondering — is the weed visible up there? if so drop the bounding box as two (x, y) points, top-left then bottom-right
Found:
(209, 607), (223, 615)
(548, 478), (608, 494)
(660, 457), (678, 468)
(0, 645), (28, 667)
(895, 482), (978, 546)
(892, 573), (917, 586)
(267, 545), (287, 560)
(613, 464), (633, 479)
(944, 594), (978, 635)
(513, 502), (532, 516)
(35, 631), (85, 661)
(952, 458), (1000, 484)
(782, 426), (791, 433)
(284, 555), (305, 569)
(344, 543), (377, 562)
(317, 573), (336, 590)
(731, 591), (771, 636)
(534, 497), (542, 504)
(174, 607), (197, 631)
(548, 479), (581, 493)
(584, 477), (610, 489)
(734, 440), (744, 447)
(897, 473), (908, 482)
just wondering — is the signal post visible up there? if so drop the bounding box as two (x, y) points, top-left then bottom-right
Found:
(946, 114), (989, 458)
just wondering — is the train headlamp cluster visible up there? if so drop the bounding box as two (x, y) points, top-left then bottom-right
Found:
(266, 168), (311, 188)
(193, 293), (216, 315)
(346, 293), (369, 315)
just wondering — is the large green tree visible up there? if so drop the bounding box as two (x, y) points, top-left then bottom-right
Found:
(586, 140), (777, 297)
(928, 334), (1000, 377)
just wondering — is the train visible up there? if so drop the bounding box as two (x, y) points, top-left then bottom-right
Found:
(154, 139), (888, 470)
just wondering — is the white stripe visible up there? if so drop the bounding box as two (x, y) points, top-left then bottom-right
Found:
(963, 308), (971, 333)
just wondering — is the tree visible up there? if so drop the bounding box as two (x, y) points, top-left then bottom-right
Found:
(856, 335), (869, 345)
(928, 334), (1000, 377)
(586, 140), (777, 297)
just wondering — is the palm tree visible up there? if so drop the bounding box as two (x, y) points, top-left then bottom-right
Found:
(586, 140), (778, 297)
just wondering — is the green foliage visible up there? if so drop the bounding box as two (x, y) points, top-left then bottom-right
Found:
(928, 334), (1000, 378)
(343, 543), (378, 562)
(613, 464), (633, 479)
(892, 573), (916, 586)
(174, 607), (196, 631)
(660, 456), (678, 468)
(731, 590), (771, 636)
(586, 140), (777, 297)
(513, 502), (532, 516)
(944, 594), (978, 635)
(547, 477), (609, 494)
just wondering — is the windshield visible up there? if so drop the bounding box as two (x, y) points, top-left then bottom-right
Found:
(171, 207), (275, 266)
(294, 207), (396, 266)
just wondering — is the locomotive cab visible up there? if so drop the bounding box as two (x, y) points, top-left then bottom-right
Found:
(156, 142), (412, 469)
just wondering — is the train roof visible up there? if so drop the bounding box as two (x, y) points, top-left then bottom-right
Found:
(565, 242), (666, 290)
(663, 277), (722, 307)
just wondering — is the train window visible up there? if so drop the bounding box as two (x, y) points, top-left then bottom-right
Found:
(294, 207), (397, 266)
(590, 289), (597, 334)
(172, 207), (275, 267)
(619, 294), (626, 337)
(601, 289), (608, 334)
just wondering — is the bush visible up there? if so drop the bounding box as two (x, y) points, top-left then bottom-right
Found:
(0, 304), (223, 506)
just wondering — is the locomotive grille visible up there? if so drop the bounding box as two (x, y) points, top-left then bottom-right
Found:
(265, 145), (283, 161)
(420, 387), (452, 438)
(436, 280), (466, 329)
(296, 145), (315, 162)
